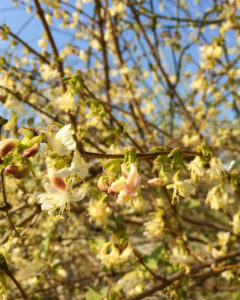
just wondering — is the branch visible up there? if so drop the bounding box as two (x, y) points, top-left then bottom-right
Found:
(79, 148), (200, 159)
(127, 250), (240, 300)
(33, 0), (66, 91)
(0, 25), (50, 65)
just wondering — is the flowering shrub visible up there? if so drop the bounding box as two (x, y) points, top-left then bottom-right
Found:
(0, 0), (240, 299)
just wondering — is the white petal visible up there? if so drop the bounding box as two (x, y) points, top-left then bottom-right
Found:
(44, 183), (65, 195)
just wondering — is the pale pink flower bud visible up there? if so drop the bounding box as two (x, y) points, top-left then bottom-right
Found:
(0, 139), (18, 158)
(124, 164), (140, 196)
(22, 143), (40, 158)
(148, 177), (169, 187)
(121, 164), (129, 179)
(108, 176), (114, 186)
(97, 176), (108, 193)
(47, 165), (66, 191)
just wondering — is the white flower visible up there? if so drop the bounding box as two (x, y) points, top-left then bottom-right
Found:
(144, 214), (164, 239)
(54, 151), (91, 178)
(40, 64), (59, 81)
(167, 177), (195, 202)
(206, 186), (228, 211)
(207, 157), (224, 182)
(88, 200), (110, 225)
(221, 270), (234, 282)
(217, 232), (230, 247)
(188, 156), (205, 182)
(38, 183), (87, 215)
(53, 89), (76, 112)
(170, 246), (192, 266)
(98, 242), (120, 267)
(98, 241), (132, 267)
(45, 124), (76, 156)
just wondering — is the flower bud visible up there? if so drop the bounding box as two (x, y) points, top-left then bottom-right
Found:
(22, 143), (39, 158)
(5, 165), (18, 174)
(0, 139), (18, 158)
(13, 166), (30, 179)
(97, 176), (108, 193)
(121, 164), (129, 178)
(148, 177), (169, 187)
(124, 164), (140, 196)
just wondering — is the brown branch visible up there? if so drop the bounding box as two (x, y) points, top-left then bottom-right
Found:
(78, 148), (200, 160)
(95, 0), (112, 112)
(0, 85), (58, 121)
(0, 26), (50, 65)
(104, 0), (151, 141)
(128, 1), (203, 141)
(7, 271), (28, 300)
(33, 0), (66, 92)
(133, 249), (168, 282)
(127, 250), (240, 300)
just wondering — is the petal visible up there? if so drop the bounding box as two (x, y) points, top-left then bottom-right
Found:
(44, 183), (65, 195)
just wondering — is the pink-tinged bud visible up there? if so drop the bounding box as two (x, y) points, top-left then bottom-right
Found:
(5, 165), (18, 174)
(22, 143), (39, 158)
(98, 176), (108, 193)
(0, 139), (18, 158)
(107, 187), (114, 195)
(121, 164), (129, 178)
(148, 177), (169, 187)
(124, 164), (140, 196)
(108, 176), (114, 186)
(47, 166), (66, 191)
(13, 167), (30, 179)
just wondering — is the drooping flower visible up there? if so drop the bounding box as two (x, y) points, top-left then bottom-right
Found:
(188, 156), (205, 182)
(206, 186), (228, 211)
(167, 174), (195, 202)
(45, 124), (76, 156)
(207, 157), (224, 182)
(98, 240), (132, 267)
(38, 183), (87, 215)
(88, 200), (110, 225)
(124, 164), (141, 196)
(144, 212), (164, 239)
(53, 88), (76, 113)
(54, 151), (91, 178)
(110, 163), (140, 204)
(217, 232), (230, 247)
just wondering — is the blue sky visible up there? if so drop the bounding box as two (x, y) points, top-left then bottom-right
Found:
(0, 0), (238, 125)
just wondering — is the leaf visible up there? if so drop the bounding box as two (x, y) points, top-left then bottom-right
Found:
(0, 271), (6, 295)
(40, 234), (51, 258)
(109, 290), (119, 300)
(86, 285), (102, 300)
(183, 199), (201, 209)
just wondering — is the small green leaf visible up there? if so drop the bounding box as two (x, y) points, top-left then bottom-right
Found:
(86, 285), (102, 300)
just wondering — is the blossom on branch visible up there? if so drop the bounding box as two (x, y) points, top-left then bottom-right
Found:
(38, 182), (87, 215)
(45, 124), (76, 156)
